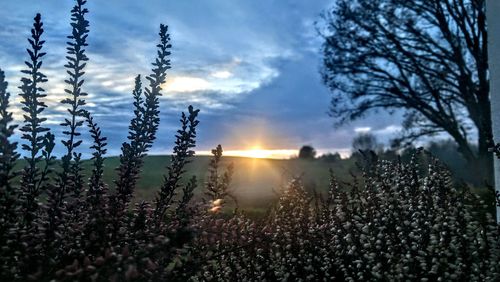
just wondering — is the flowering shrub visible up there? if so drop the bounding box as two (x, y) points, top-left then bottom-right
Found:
(191, 151), (500, 281)
(0, 1), (499, 281)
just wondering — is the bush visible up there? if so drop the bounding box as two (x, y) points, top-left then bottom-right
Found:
(191, 151), (500, 281)
(0, 1), (202, 280)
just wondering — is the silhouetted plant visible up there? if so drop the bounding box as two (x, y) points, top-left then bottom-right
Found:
(0, 68), (21, 280)
(103, 24), (172, 246)
(58, 0), (89, 195)
(18, 13), (49, 226)
(114, 76), (145, 203)
(0, 68), (19, 204)
(154, 105), (199, 225)
(84, 111), (107, 204)
(0, 0), (203, 280)
(112, 24), (171, 223)
(40, 2), (91, 256)
(204, 144), (237, 209)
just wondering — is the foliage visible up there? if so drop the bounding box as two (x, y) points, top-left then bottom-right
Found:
(204, 144), (237, 209)
(0, 1), (200, 280)
(320, 0), (492, 181)
(319, 152), (342, 163)
(18, 13), (51, 226)
(298, 145), (317, 159)
(352, 132), (382, 154)
(191, 151), (500, 281)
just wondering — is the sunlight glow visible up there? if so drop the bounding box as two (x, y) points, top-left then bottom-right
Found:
(162, 76), (211, 93)
(198, 147), (298, 159)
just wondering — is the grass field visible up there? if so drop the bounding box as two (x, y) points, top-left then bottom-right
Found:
(14, 154), (493, 214)
(75, 155), (357, 209)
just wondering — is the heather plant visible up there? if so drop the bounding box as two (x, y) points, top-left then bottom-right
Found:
(190, 151), (500, 281)
(0, 0), (202, 280)
(0, 69), (19, 208)
(204, 144), (237, 210)
(18, 13), (51, 226)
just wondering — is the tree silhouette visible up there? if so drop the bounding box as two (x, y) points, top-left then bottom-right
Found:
(352, 133), (381, 153)
(298, 145), (316, 159)
(321, 0), (491, 181)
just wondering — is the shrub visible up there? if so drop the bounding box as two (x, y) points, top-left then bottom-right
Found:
(191, 151), (500, 281)
(0, 1), (201, 280)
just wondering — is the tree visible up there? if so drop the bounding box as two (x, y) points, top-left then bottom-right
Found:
(298, 145), (317, 159)
(319, 152), (342, 162)
(321, 0), (492, 181)
(352, 132), (382, 153)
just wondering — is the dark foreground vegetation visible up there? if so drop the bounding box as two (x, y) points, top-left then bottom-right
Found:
(0, 0), (499, 280)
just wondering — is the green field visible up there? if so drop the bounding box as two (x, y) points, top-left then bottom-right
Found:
(75, 155), (356, 209)
(14, 153), (491, 212)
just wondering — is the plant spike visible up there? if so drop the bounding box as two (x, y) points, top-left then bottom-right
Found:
(45, 0), (89, 249)
(55, 0), (89, 206)
(143, 24), (171, 145)
(84, 111), (107, 205)
(114, 24), (171, 205)
(114, 76), (145, 202)
(0, 69), (19, 195)
(205, 144), (236, 207)
(154, 105), (199, 225)
(0, 69), (20, 265)
(18, 13), (49, 225)
(107, 24), (172, 244)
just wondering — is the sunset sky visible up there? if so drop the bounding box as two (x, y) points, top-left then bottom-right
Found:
(0, 0), (402, 158)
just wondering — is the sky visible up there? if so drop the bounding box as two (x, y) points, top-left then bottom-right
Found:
(0, 0), (402, 159)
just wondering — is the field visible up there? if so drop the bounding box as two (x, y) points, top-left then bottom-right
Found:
(14, 153), (491, 214)
(77, 155), (357, 209)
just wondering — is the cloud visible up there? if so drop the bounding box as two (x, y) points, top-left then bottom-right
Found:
(375, 125), (402, 135)
(0, 0), (404, 157)
(354, 127), (372, 133)
(163, 76), (211, 93)
(211, 70), (232, 79)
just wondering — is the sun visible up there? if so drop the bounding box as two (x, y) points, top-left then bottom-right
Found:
(243, 147), (273, 159)
(196, 146), (297, 159)
(222, 146), (297, 159)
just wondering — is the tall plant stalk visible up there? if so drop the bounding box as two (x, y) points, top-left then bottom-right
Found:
(18, 13), (49, 225)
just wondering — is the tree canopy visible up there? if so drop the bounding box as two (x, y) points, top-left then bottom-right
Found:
(321, 0), (491, 180)
(298, 145), (317, 159)
(352, 132), (382, 153)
